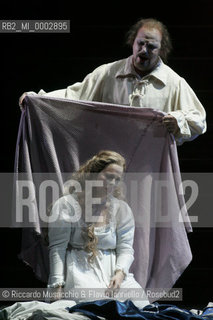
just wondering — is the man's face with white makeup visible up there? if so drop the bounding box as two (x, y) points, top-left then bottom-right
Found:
(132, 26), (162, 76)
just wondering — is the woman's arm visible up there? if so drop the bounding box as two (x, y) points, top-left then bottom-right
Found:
(48, 196), (74, 288)
(107, 201), (135, 290)
(115, 200), (135, 277)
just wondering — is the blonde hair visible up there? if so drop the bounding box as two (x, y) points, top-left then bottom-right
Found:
(70, 150), (126, 194)
(68, 150), (126, 263)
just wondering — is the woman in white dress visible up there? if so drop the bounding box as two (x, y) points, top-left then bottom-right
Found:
(47, 150), (149, 309)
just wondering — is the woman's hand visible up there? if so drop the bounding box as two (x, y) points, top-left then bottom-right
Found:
(54, 286), (64, 300)
(46, 286), (64, 302)
(105, 270), (125, 297)
(108, 270), (125, 290)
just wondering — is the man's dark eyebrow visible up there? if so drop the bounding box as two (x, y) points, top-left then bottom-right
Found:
(137, 37), (160, 43)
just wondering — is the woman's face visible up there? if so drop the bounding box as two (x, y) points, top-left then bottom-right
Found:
(97, 163), (123, 198)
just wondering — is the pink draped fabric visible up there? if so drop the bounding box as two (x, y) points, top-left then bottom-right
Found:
(14, 95), (192, 296)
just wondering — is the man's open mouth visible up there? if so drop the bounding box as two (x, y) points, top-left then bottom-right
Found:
(138, 55), (149, 64)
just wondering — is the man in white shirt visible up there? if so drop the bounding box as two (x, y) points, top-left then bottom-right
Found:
(19, 18), (206, 145)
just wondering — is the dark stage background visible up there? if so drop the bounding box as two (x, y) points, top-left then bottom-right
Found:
(0, 0), (212, 310)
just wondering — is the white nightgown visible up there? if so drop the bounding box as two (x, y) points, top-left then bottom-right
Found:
(48, 193), (149, 309)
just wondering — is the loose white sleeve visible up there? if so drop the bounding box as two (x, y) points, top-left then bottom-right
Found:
(47, 196), (76, 288)
(37, 64), (108, 101)
(169, 78), (207, 145)
(115, 201), (135, 276)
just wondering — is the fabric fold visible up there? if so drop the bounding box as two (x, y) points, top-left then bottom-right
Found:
(14, 96), (192, 295)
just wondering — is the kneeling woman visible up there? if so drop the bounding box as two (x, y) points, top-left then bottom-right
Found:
(47, 150), (149, 309)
